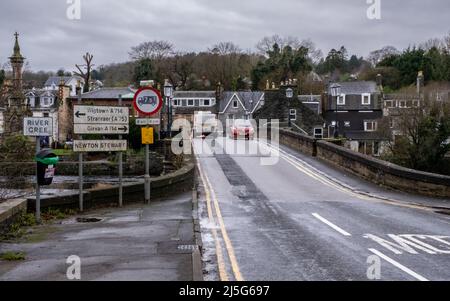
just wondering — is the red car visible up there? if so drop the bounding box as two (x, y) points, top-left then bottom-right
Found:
(230, 119), (255, 140)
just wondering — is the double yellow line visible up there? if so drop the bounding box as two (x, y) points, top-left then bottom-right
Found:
(196, 160), (244, 281)
(263, 141), (430, 211)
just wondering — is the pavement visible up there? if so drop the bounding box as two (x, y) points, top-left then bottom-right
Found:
(194, 137), (450, 281)
(0, 192), (202, 281)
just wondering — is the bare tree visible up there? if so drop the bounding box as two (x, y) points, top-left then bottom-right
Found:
(256, 35), (285, 55)
(256, 35), (305, 55)
(367, 46), (400, 66)
(299, 39), (323, 64)
(129, 40), (174, 61)
(74, 53), (94, 93)
(208, 42), (242, 55)
(442, 31), (450, 52)
(170, 52), (195, 89)
(420, 38), (445, 51)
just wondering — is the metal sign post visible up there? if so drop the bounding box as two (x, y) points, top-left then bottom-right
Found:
(118, 95), (123, 207)
(73, 103), (130, 209)
(133, 87), (163, 205)
(77, 89), (84, 212)
(35, 138), (41, 223)
(142, 127), (154, 205)
(145, 141), (150, 205)
(23, 117), (53, 223)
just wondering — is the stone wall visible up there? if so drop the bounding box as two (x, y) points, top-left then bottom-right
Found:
(277, 129), (450, 198)
(0, 199), (27, 235)
(26, 158), (195, 211)
(278, 129), (316, 156)
(0, 157), (164, 177)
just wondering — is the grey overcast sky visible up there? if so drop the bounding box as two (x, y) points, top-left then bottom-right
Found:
(0, 0), (449, 71)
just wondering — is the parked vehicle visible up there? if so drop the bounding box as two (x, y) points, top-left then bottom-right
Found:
(230, 119), (255, 140)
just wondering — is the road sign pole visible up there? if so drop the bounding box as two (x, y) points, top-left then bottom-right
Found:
(118, 95), (123, 207)
(35, 137), (41, 224)
(133, 87), (162, 205)
(77, 88), (84, 212)
(145, 141), (151, 204)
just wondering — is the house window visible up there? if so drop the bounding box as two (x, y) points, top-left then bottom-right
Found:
(362, 94), (371, 105)
(187, 99), (194, 106)
(42, 97), (50, 106)
(173, 99), (181, 106)
(314, 128), (323, 139)
(344, 121), (351, 127)
(337, 94), (345, 105)
(289, 109), (297, 121)
(385, 100), (393, 108)
(413, 100), (420, 107)
(399, 101), (406, 108)
(232, 98), (238, 108)
(200, 99), (211, 106)
(0, 112), (3, 134)
(373, 141), (380, 156)
(364, 121), (377, 132)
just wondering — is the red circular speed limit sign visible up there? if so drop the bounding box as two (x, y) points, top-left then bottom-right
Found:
(133, 87), (163, 116)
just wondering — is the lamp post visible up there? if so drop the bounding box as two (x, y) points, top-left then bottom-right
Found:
(330, 83), (341, 138)
(286, 87), (293, 127)
(164, 80), (174, 138)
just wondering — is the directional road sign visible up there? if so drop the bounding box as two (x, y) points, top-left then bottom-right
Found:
(23, 117), (53, 137)
(74, 124), (129, 135)
(73, 140), (127, 152)
(73, 105), (129, 124)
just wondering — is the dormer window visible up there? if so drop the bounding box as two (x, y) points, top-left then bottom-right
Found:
(41, 96), (54, 107)
(337, 94), (346, 105)
(232, 98), (238, 108)
(362, 93), (371, 105)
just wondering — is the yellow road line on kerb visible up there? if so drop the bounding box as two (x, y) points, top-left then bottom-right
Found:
(197, 160), (244, 281)
(203, 168), (245, 281)
(197, 162), (229, 281)
(263, 142), (431, 210)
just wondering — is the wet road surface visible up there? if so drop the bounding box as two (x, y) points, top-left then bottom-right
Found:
(194, 137), (450, 281)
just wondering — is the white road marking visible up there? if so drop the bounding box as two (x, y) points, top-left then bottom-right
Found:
(312, 213), (352, 237)
(368, 248), (429, 281)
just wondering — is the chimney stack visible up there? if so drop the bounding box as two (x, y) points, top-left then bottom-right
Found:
(417, 71), (424, 95)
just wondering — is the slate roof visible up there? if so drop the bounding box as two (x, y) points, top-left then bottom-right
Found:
(68, 87), (136, 100)
(25, 89), (58, 97)
(44, 76), (83, 87)
(24, 89), (59, 109)
(173, 91), (216, 99)
(219, 91), (264, 112)
(328, 81), (380, 95)
(298, 95), (321, 102)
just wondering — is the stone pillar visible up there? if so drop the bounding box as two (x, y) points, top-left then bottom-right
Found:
(3, 32), (31, 137)
(57, 78), (72, 143)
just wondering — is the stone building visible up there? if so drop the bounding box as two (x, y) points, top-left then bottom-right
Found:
(217, 91), (265, 128)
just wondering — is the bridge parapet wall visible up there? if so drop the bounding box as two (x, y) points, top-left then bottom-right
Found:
(278, 129), (450, 198)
